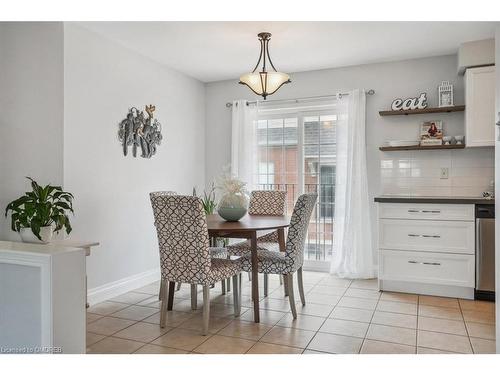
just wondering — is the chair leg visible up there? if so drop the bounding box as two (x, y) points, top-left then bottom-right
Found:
(167, 282), (175, 311)
(297, 267), (306, 306)
(176, 283), (181, 291)
(287, 274), (297, 319)
(158, 279), (164, 301)
(227, 277), (231, 292)
(264, 274), (269, 297)
(283, 274), (289, 297)
(202, 285), (210, 336)
(190, 284), (198, 310)
(159, 280), (168, 328)
(221, 279), (226, 295)
(232, 274), (241, 317)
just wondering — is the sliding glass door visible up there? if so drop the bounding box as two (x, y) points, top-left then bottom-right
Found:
(254, 107), (338, 268)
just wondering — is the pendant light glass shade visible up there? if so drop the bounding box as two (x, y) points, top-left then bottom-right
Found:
(239, 32), (290, 100)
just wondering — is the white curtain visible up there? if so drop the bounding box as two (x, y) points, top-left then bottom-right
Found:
(231, 100), (258, 188)
(330, 89), (374, 279)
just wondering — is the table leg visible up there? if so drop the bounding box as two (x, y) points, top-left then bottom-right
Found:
(250, 231), (260, 323)
(277, 228), (287, 295)
(277, 228), (286, 251)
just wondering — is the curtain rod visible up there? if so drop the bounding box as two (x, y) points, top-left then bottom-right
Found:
(225, 89), (375, 108)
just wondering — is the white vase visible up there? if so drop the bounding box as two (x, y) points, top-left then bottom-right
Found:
(19, 226), (53, 244)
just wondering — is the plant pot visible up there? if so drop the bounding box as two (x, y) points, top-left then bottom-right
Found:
(19, 226), (53, 244)
(218, 206), (247, 222)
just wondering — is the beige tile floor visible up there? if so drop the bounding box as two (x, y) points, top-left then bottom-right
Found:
(86, 271), (496, 354)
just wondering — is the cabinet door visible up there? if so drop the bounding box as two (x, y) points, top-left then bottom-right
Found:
(465, 66), (495, 147)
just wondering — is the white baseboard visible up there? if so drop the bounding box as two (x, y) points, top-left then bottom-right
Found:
(303, 260), (330, 272)
(304, 261), (379, 278)
(87, 268), (160, 306)
(380, 279), (474, 299)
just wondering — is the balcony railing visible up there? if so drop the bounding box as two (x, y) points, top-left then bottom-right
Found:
(256, 183), (334, 261)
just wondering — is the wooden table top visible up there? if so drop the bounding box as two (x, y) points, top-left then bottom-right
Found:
(206, 214), (290, 232)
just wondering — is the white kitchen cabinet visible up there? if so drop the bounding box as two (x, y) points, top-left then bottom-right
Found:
(465, 65), (495, 147)
(377, 202), (475, 299)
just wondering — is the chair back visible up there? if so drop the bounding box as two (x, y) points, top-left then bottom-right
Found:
(150, 194), (211, 284)
(285, 193), (318, 270)
(248, 190), (287, 216)
(150, 191), (177, 198)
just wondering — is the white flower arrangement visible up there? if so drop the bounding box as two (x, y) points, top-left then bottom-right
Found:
(217, 167), (248, 209)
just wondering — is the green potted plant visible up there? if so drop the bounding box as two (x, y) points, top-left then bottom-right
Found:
(200, 182), (217, 215)
(4, 177), (74, 243)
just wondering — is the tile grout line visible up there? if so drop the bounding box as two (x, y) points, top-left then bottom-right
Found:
(359, 284), (382, 354)
(415, 294), (420, 350)
(458, 298), (475, 354)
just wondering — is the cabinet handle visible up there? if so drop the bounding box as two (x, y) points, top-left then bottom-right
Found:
(422, 210), (441, 213)
(408, 234), (440, 238)
(408, 209), (420, 213)
(408, 260), (441, 266)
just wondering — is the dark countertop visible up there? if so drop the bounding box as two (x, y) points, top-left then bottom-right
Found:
(374, 195), (495, 205)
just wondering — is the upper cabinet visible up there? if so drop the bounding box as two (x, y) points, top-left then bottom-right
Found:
(465, 66), (495, 147)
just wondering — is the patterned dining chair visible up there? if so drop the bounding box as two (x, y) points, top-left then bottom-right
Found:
(150, 191), (179, 299)
(239, 193), (317, 319)
(150, 194), (242, 335)
(226, 190), (287, 295)
(152, 191), (229, 300)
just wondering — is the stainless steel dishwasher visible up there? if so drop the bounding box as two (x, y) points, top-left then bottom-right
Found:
(475, 204), (495, 301)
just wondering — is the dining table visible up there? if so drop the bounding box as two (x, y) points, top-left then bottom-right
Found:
(206, 213), (290, 323)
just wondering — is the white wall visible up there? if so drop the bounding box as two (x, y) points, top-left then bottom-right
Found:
(205, 54), (494, 265)
(63, 24), (206, 291)
(0, 22), (64, 240)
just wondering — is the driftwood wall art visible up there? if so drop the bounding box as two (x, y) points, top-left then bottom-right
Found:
(118, 105), (163, 158)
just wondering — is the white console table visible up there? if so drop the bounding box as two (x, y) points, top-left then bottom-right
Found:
(51, 240), (100, 308)
(0, 241), (89, 354)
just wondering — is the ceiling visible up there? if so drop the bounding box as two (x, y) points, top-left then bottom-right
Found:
(79, 22), (497, 82)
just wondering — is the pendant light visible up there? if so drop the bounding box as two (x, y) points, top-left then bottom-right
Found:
(239, 32), (291, 100)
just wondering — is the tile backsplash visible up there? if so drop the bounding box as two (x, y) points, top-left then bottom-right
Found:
(380, 148), (494, 197)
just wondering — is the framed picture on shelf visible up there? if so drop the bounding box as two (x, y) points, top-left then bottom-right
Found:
(438, 81), (454, 107)
(420, 120), (443, 146)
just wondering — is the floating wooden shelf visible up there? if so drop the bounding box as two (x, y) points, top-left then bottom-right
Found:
(379, 144), (466, 151)
(379, 105), (465, 116)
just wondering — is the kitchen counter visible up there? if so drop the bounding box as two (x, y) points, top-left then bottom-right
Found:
(374, 195), (495, 205)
